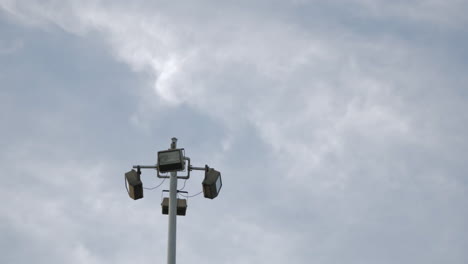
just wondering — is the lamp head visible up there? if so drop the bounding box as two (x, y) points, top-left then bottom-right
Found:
(125, 169), (143, 200)
(202, 168), (222, 199)
(158, 149), (185, 173)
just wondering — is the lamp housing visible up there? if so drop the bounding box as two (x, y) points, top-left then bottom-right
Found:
(158, 149), (185, 173)
(161, 198), (187, 216)
(125, 169), (143, 200)
(202, 168), (222, 199)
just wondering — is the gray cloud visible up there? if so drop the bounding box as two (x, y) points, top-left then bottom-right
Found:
(1, 1), (467, 264)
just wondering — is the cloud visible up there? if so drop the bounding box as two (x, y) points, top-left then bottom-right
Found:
(0, 39), (22, 54)
(1, 1), (467, 263)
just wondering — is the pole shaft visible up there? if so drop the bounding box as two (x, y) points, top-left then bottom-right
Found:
(167, 171), (177, 264)
(167, 137), (178, 264)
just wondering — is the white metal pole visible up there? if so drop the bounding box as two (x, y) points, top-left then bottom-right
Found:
(167, 138), (178, 264)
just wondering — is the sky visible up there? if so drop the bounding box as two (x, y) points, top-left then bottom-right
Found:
(0, 1), (467, 263)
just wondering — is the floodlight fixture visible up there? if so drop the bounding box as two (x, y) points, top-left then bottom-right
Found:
(125, 138), (224, 264)
(202, 168), (222, 199)
(161, 197), (187, 216)
(158, 149), (185, 173)
(125, 169), (143, 200)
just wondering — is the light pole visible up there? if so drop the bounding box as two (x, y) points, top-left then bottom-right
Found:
(124, 137), (223, 264)
(167, 138), (178, 264)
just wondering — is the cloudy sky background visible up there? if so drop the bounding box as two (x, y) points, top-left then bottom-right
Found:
(1, 1), (467, 263)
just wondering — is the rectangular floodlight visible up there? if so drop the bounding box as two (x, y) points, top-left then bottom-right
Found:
(161, 198), (187, 216)
(158, 149), (185, 173)
(202, 168), (222, 199)
(125, 170), (143, 200)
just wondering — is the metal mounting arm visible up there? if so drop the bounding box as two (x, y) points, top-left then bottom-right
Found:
(132, 164), (170, 179)
(189, 164), (209, 172)
(133, 160), (209, 180)
(133, 165), (158, 169)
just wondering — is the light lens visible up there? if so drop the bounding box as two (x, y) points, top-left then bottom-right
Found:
(159, 151), (181, 165)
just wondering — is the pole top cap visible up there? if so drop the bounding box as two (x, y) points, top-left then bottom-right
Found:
(171, 137), (178, 149)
